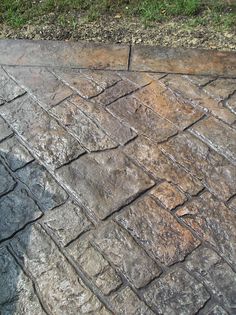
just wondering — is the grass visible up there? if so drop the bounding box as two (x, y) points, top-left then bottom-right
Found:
(0, 0), (235, 30)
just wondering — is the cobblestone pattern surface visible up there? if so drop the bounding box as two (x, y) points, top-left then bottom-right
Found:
(0, 64), (236, 315)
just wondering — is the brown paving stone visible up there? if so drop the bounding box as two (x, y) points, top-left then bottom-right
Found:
(142, 267), (210, 315)
(108, 96), (178, 142)
(161, 133), (236, 201)
(0, 95), (85, 169)
(150, 181), (187, 210)
(0, 162), (15, 197)
(5, 66), (73, 110)
(185, 74), (216, 87)
(92, 221), (161, 288)
(133, 80), (203, 129)
(81, 69), (121, 89)
(56, 149), (154, 220)
(228, 196), (236, 212)
(203, 78), (236, 101)
(70, 95), (136, 145)
(176, 191), (236, 268)
(226, 92), (236, 115)
(50, 100), (117, 151)
(124, 136), (203, 195)
(116, 195), (200, 266)
(117, 71), (153, 86)
(0, 116), (13, 141)
(190, 116), (236, 164)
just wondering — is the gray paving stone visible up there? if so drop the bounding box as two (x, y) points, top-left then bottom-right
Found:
(41, 200), (92, 246)
(92, 221), (161, 288)
(81, 69), (121, 89)
(0, 162), (15, 196)
(0, 186), (42, 241)
(56, 149), (154, 220)
(203, 78), (236, 101)
(116, 195), (199, 266)
(15, 161), (68, 212)
(185, 74), (216, 87)
(50, 100), (117, 151)
(0, 116), (13, 141)
(0, 247), (46, 315)
(143, 268), (210, 315)
(226, 93), (236, 115)
(207, 305), (229, 315)
(0, 136), (34, 170)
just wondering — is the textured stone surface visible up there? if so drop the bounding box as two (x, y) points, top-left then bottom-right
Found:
(0, 116), (13, 141)
(16, 161), (68, 211)
(70, 95), (136, 145)
(56, 149), (154, 220)
(143, 268), (210, 315)
(118, 71), (153, 86)
(185, 75), (216, 87)
(150, 182), (187, 210)
(228, 196), (236, 212)
(93, 221), (161, 288)
(190, 116), (236, 164)
(50, 100), (117, 151)
(81, 69), (121, 89)
(124, 136), (203, 195)
(161, 133), (236, 201)
(207, 305), (229, 315)
(176, 192), (236, 267)
(116, 195), (199, 265)
(0, 136), (34, 170)
(67, 237), (122, 295)
(226, 92), (236, 115)
(0, 94), (85, 168)
(108, 96), (178, 142)
(203, 78), (236, 101)
(0, 162), (15, 196)
(0, 247), (46, 315)
(185, 246), (236, 308)
(0, 186), (42, 241)
(42, 200), (92, 246)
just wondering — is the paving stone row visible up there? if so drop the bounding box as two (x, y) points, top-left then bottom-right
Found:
(0, 65), (236, 314)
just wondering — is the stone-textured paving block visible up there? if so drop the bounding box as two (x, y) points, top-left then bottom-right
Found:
(176, 191), (236, 267)
(16, 161), (68, 212)
(124, 136), (203, 195)
(0, 95), (85, 168)
(0, 162), (15, 196)
(67, 237), (122, 295)
(0, 116), (13, 141)
(5, 66), (73, 110)
(185, 74), (216, 87)
(50, 100), (117, 151)
(190, 116), (236, 164)
(203, 78), (236, 101)
(143, 267), (210, 315)
(42, 200), (92, 246)
(108, 96), (178, 142)
(70, 95), (136, 145)
(56, 149), (154, 220)
(94, 79), (138, 106)
(228, 196), (236, 212)
(226, 92), (236, 115)
(0, 136), (34, 170)
(185, 246), (236, 308)
(0, 186), (42, 241)
(110, 287), (155, 315)
(81, 69), (121, 89)
(93, 221), (161, 288)
(133, 80), (203, 130)
(118, 71), (153, 86)
(150, 181), (187, 210)
(10, 224), (111, 315)
(0, 247), (46, 315)
(116, 195), (199, 266)
(207, 305), (229, 315)
(161, 133), (236, 201)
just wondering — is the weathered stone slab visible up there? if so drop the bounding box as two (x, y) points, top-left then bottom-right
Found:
(207, 305), (229, 315)
(81, 69), (121, 89)
(150, 182), (187, 210)
(133, 80), (203, 129)
(185, 75), (216, 87)
(0, 136), (34, 170)
(4, 66), (73, 110)
(161, 133), (236, 201)
(10, 224), (111, 315)
(50, 100), (117, 151)
(108, 96), (178, 142)
(117, 71), (153, 86)
(70, 95), (136, 145)
(0, 116), (13, 141)
(226, 92), (236, 115)
(190, 116), (236, 164)
(176, 192), (236, 267)
(41, 200), (92, 246)
(0, 247), (46, 315)
(228, 196), (236, 212)
(203, 78), (236, 101)
(124, 136), (203, 195)
(67, 237), (122, 295)
(0, 95), (85, 168)
(143, 267), (210, 315)
(0, 186), (42, 241)
(92, 221), (161, 288)
(16, 161), (68, 212)
(0, 162), (15, 196)
(116, 195), (199, 266)
(185, 246), (236, 309)
(110, 287), (155, 315)
(56, 149), (154, 220)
